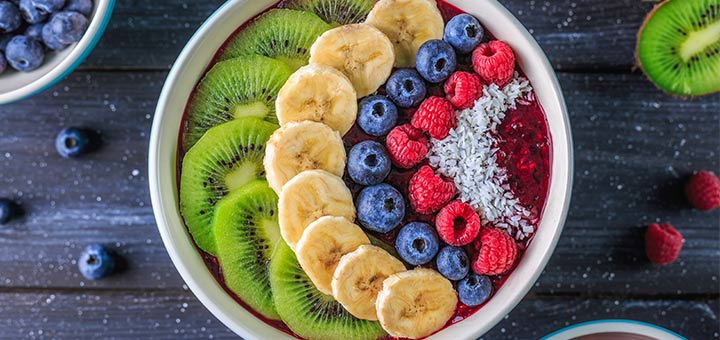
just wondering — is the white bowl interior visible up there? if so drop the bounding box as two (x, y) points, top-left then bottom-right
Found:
(149, 0), (572, 339)
(0, 0), (113, 104)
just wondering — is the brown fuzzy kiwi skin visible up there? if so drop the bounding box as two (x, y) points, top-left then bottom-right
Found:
(635, 0), (720, 98)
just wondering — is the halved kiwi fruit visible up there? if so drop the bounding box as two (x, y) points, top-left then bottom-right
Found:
(218, 9), (331, 70)
(637, 0), (720, 96)
(180, 117), (278, 255)
(269, 242), (387, 340)
(280, 0), (377, 26)
(213, 180), (282, 320)
(183, 55), (292, 151)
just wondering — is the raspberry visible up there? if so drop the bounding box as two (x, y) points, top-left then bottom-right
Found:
(411, 96), (456, 140)
(471, 227), (517, 276)
(385, 124), (428, 169)
(685, 170), (720, 211)
(436, 201), (481, 246)
(645, 223), (683, 265)
(444, 71), (483, 109)
(472, 40), (515, 87)
(408, 165), (456, 214)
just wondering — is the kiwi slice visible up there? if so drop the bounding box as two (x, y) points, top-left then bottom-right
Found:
(218, 9), (331, 70)
(183, 55), (292, 151)
(637, 0), (720, 96)
(213, 180), (282, 320)
(180, 117), (278, 255)
(269, 242), (387, 340)
(280, 0), (377, 26)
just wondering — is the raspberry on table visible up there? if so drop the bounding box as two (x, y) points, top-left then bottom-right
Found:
(408, 165), (456, 214)
(444, 71), (483, 109)
(645, 223), (683, 265)
(685, 170), (720, 211)
(436, 200), (481, 246)
(385, 124), (428, 169)
(411, 96), (456, 140)
(472, 40), (515, 87)
(472, 227), (517, 276)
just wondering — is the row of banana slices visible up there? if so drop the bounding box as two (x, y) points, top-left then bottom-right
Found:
(263, 0), (457, 338)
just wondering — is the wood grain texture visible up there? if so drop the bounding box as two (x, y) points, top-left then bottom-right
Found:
(79, 0), (656, 71)
(0, 71), (717, 295)
(0, 291), (715, 339)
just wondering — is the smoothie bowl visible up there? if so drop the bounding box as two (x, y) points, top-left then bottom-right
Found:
(149, 0), (572, 339)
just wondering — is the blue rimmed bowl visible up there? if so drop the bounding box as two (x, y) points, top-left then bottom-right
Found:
(0, 0), (115, 105)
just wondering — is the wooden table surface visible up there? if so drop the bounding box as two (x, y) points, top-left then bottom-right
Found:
(1, 1), (718, 339)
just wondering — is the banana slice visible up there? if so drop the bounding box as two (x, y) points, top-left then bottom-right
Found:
(365, 0), (444, 68)
(331, 245), (406, 321)
(296, 216), (371, 295)
(276, 64), (358, 136)
(376, 268), (458, 339)
(278, 170), (355, 250)
(264, 121), (346, 194)
(309, 23), (395, 98)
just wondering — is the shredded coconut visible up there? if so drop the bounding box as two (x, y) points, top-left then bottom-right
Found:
(428, 74), (537, 240)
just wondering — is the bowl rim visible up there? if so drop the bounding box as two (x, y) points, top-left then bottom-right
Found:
(541, 320), (687, 340)
(0, 0), (116, 105)
(149, 0), (574, 339)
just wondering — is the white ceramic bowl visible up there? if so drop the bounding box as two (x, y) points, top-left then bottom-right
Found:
(149, 0), (573, 339)
(0, 0), (115, 105)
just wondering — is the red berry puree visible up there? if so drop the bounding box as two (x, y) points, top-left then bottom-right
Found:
(178, 0), (551, 339)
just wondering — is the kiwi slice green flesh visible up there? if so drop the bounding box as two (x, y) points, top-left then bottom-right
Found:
(183, 55), (292, 151)
(637, 0), (720, 96)
(213, 180), (282, 320)
(269, 242), (387, 340)
(280, 0), (377, 26)
(180, 117), (278, 255)
(218, 9), (331, 70)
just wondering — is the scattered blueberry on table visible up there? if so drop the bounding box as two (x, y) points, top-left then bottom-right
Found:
(0, 0), (92, 74)
(78, 244), (116, 280)
(55, 126), (94, 158)
(0, 198), (18, 224)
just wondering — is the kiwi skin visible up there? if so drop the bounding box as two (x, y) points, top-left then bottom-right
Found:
(636, 0), (720, 96)
(280, 0), (377, 26)
(269, 241), (387, 340)
(180, 117), (278, 256)
(213, 180), (282, 320)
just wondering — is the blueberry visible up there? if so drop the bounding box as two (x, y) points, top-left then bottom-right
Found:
(30, 0), (64, 14)
(78, 244), (115, 280)
(0, 198), (17, 224)
(415, 39), (457, 83)
(25, 23), (43, 41)
(436, 246), (470, 281)
(358, 95), (398, 136)
(458, 273), (492, 306)
(0, 1), (22, 33)
(5, 35), (44, 71)
(385, 69), (427, 108)
(356, 183), (405, 233)
(395, 222), (439, 265)
(444, 14), (484, 54)
(44, 10), (86, 45)
(19, 0), (46, 24)
(55, 127), (93, 158)
(41, 21), (66, 49)
(348, 140), (391, 186)
(63, 0), (91, 16)
(0, 51), (6, 74)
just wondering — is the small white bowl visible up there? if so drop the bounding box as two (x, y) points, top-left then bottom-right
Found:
(542, 320), (686, 340)
(149, 0), (573, 339)
(0, 0), (115, 105)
